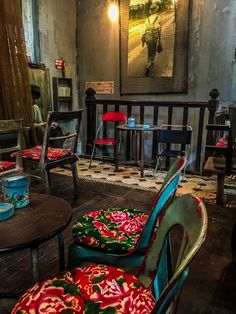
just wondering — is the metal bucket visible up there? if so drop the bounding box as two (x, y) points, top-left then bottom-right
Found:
(2, 175), (29, 208)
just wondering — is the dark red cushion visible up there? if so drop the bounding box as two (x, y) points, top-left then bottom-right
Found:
(0, 161), (15, 172)
(20, 145), (77, 161)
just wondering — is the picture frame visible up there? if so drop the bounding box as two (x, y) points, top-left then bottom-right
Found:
(120, 0), (191, 95)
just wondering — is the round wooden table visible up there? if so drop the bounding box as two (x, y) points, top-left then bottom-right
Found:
(116, 124), (159, 177)
(0, 193), (72, 287)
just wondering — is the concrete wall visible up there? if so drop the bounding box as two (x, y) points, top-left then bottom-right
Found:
(76, 0), (236, 164)
(22, 0), (236, 159)
(77, 0), (236, 104)
(38, 0), (79, 109)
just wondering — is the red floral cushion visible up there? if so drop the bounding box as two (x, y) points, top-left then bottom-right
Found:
(20, 145), (76, 161)
(72, 208), (148, 253)
(12, 264), (155, 314)
(0, 161), (15, 172)
(11, 272), (85, 314)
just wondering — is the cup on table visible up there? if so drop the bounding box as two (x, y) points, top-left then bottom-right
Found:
(127, 118), (136, 128)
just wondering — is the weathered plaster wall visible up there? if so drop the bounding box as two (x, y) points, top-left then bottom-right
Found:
(27, 0), (236, 159)
(38, 0), (78, 109)
(77, 0), (236, 104)
(76, 0), (236, 163)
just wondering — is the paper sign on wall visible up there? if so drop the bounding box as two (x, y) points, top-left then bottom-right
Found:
(85, 81), (114, 94)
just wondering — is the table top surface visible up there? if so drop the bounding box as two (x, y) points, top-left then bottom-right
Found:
(0, 193), (72, 254)
(117, 124), (159, 131)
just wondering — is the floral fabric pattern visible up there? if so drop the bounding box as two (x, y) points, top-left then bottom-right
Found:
(12, 272), (84, 314)
(13, 145), (76, 161)
(12, 264), (155, 314)
(72, 208), (148, 253)
(0, 161), (15, 172)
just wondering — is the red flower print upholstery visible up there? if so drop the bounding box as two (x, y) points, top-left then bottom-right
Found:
(0, 161), (15, 172)
(11, 272), (85, 314)
(20, 145), (77, 161)
(72, 208), (149, 253)
(12, 264), (155, 314)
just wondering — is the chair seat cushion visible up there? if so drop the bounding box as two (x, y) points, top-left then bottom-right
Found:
(94, 138), (116, 145)
(12, 271), (85, 314)
(72, 208), (148, 253)
(12, 264), (155, 314)
(20, 145), (76, 161)
(0, 161), (15, 172)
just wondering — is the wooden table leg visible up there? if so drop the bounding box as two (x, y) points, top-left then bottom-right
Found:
(140, 130), (144, 178)
(216, 173), (225, 205)
(115, 128), (119, 172)
(58, 232), (65, 271)
(31, 246), (39, 283)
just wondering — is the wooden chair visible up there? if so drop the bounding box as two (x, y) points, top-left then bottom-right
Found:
(68, 157), (187, 273)
(0, 119), (23, 179)
(12, 193), (207, 314)
(20, 110), (83, 199)
(204, 123), (232, 204)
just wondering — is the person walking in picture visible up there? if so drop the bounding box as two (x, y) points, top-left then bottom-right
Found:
(141, 3), (162, 77)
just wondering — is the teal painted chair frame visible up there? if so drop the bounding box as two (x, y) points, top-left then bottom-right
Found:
(68, 156), (187, 270)
(146, 194), (208, 313)
(12, 194), (207, 314)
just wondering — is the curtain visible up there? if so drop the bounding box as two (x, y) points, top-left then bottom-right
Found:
(0, 0), (34, 134)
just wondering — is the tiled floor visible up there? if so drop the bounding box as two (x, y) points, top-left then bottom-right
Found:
(53, 158), (218, 202)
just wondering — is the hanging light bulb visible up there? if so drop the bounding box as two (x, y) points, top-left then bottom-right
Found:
(108, 2), (119, 22)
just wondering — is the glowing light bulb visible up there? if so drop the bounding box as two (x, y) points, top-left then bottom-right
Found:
(108, 3), (119, 22)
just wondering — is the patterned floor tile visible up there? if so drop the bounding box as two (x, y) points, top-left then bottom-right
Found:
(52, 158), (220, 201)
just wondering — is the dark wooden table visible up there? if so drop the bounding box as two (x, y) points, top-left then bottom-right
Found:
(116, 124), (158, 177)
(0, 193), (72, 296)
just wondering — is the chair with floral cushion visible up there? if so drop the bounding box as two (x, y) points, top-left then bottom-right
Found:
(12, 193), (207, 314)
(19, 110), (83, 199)
(68, 156), (187, 273)
(0, 119), (23, 179)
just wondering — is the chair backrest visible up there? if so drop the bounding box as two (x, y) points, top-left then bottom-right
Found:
(137, 193), (208, 313)
(102, 111), (127, 123)
(135, 156), (187, 251)
(0, 119), (23, 176)
(95, 111), (127, 141)
(229, 106), (236, 156)
(40, 110), (83, 165)
(158, 124), (192, 145)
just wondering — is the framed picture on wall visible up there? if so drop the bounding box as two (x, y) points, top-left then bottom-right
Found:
(120, 0), (191, 94)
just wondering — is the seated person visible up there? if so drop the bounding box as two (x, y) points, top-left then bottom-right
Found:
(31, 85), (46, 144)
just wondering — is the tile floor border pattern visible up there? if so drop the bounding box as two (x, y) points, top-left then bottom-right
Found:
(52, 158), (218, 202)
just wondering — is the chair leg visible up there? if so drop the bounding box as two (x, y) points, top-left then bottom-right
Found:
(42, 169), (51, 194)
(216, 173), (225, 205)
(181, 164), (187, 182)
(89, 144), (96, 168)
(154, 156), (161, 175)
(71, 162), (79, 200)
